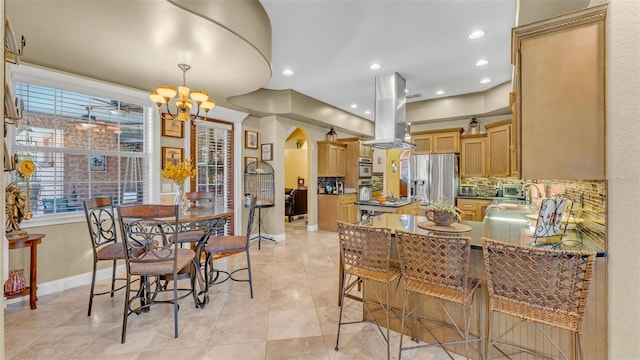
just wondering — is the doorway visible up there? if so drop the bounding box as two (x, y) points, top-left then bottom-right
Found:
(284, 127), (309, 224)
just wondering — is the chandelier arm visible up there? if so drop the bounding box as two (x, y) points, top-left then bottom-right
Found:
(164, 103), (177, 118)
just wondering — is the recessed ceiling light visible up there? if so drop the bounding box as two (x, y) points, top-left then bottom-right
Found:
(468, 30), (486, 39)
(405, 89), (410, 93)
(282, 69), (293, 76)
(480, 78), (492, 84)
(364, 110), (371, 115)
(369, 63), (381, 70)
(435, 90), (445, 95)
(475, 59), (489, 66)
(350, 104), (358, 109)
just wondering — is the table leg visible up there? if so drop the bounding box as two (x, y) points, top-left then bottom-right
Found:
(30, 242), (38, 309)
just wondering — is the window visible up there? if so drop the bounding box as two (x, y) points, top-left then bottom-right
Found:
(12, 83), (148, 216)
(192, 120), (234, 234)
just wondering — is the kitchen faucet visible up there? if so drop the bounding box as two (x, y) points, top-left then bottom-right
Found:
(522, 183), (546, 204)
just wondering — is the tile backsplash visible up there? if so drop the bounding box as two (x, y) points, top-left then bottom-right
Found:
(462, 177), (607, 249)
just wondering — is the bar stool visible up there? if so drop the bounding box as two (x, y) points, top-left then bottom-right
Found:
(395, 230), (482, 360)
(335, 221), (401, 360)
(482, 238), (596, 359)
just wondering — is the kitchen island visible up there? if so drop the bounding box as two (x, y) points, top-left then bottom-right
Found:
(349, 200), (607, 359)
(355, 198), (420, 218)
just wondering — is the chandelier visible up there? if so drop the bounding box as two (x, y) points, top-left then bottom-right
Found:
(149, 64), (216, 122)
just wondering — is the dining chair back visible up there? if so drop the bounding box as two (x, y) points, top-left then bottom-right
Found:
(335, 221), (401, 360)
(395, 230), (481, 359)
(171, 191), (216, 244)
(203, 194), (256, 298)
(117, 203), (198, 343)
(482, 238), (596, 359)
(82, 196), (127, 316)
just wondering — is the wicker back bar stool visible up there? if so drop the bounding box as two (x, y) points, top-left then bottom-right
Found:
(482, 238), (596, 359)
(395, 230), (482, 360)
(335, 221), (402, 360)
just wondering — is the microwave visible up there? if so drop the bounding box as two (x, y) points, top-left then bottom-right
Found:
(358, 158), (372, 178)
(502, 183), (524, 199)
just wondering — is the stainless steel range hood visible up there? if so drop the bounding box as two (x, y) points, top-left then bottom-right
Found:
(363, 72), (416, 150)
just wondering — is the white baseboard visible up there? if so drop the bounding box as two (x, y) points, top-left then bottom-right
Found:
(5, 265), (126, 305)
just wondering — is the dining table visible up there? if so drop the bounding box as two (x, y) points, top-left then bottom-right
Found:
(174, 204), (234, 307)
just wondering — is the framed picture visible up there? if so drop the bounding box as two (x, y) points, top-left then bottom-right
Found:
(244, 156), (258, 168)
(162, 115), (184, 138)
(261, 143), (273, 161)
(162, 146), (183, 169)
(245, 130), (258, 149)
(90, 155), (107, 172)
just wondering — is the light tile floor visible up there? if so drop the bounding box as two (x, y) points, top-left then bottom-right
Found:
(5, 219), (462, 359)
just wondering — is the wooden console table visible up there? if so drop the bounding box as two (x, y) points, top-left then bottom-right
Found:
(7, 233), (45, 309)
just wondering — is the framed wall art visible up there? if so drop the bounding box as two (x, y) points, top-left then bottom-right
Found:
(244, 156), (258, 169)
(245, 130), (258, 149)
(161, 146), (183, 169)
(162, 116), (184, 138)
(261, 143), (273, 161)
(90, 155), (107, 172)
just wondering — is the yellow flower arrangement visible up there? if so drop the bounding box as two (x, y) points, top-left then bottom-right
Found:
(162, 158), (196, 185)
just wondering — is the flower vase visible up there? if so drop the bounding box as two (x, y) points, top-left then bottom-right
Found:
(175, 184), (189, 216)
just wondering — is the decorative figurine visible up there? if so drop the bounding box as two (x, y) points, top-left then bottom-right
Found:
(5, 158), (35, 240)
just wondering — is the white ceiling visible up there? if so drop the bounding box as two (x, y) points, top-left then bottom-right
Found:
(6, 0), (590, 124)
(260, 0), (517, 121)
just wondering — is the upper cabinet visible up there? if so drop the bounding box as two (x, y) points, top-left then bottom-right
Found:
(338, 137), (372, 189)
(460, 134), (487, 177)
(512, 4), (607, 180)
(411, 128), (464, 155)
(485, 120), (512, 177)
(317, 141), (347, 177)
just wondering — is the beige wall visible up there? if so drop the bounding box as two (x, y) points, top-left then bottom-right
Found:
(284, 150), (308, 189)
(284, 128), (308, 189)
(385, 149), (401, 197)
(8, 222), (92, 285)
(606, 0), (640, 358)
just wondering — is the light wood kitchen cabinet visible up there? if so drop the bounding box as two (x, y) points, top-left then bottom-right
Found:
(460, 134), (487, 177)
(396, 201), (419, 215)
(512, 4), (606, 180)
(456, 198), (493, 222)
(411, 128), (464, 154)
(338, 137), (372, 190)
(486, 120), (512, 177)
(318, 193), (357, 231)
(317, 141), (347, 177)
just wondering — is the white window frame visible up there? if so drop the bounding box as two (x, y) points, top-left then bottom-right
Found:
(8, 64), (160, 227)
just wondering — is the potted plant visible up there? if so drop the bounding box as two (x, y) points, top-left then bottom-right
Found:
(425, 200), (462, 227)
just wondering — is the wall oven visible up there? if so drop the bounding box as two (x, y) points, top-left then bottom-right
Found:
(358, 157), (372, 178)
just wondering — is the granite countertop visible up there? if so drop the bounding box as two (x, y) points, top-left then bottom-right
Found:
(457, 195), (526, 201)
(354, 198), (419, 208)
(363, 199), (606, 256)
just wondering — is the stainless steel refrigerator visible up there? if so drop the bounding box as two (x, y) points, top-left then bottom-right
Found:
(408, 153), (459, 205)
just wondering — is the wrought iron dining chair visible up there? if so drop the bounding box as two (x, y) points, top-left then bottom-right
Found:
(82, 197), (128, 316)
(203, 195), (255, 298)
(117, 203), (198, 343)
(395, 230), (482, 360)
(335, 221), (402, 360)
(482, 238), (596, 359)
